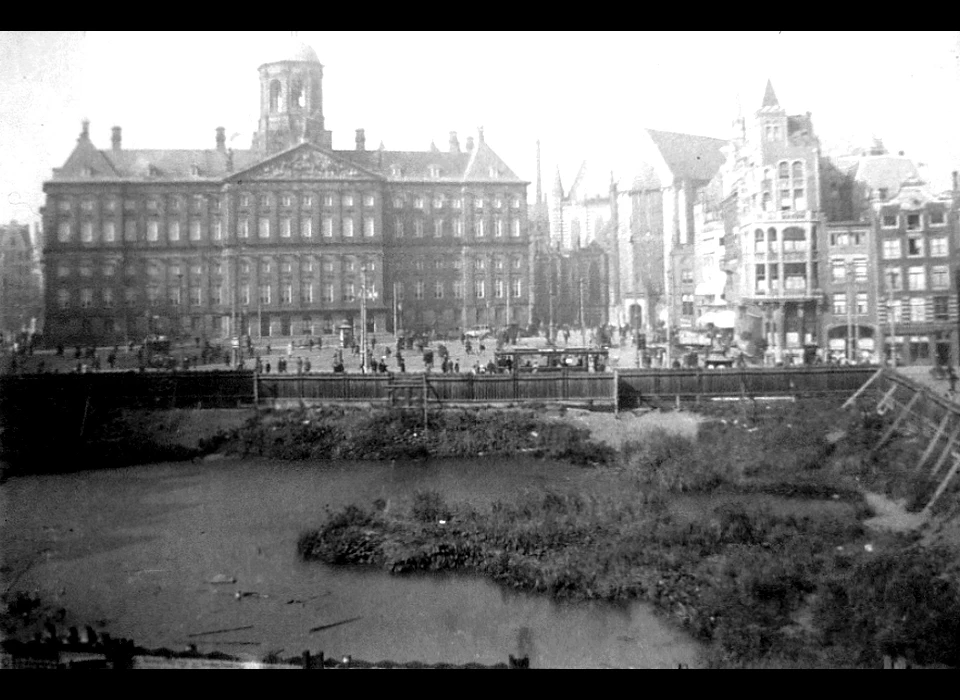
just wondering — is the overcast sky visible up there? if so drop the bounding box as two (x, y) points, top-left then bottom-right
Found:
(3, 31), (959, 230)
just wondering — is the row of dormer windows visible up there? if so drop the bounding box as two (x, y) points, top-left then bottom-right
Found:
(400, 256), (524, 272)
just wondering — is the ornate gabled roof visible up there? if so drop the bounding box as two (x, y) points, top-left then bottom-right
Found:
(645, 129), (726, 183)
(259, 37), (321, 67)
(227, 142), (383, 181)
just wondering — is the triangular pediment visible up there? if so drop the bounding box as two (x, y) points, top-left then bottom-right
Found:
(228, 143), (383, 182)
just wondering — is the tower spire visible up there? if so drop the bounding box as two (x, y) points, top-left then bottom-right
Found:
(761, 79), (780, 109)
(536, 139), (543, 205)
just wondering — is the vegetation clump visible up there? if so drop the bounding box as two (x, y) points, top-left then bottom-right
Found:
(216, 406), (615, 466)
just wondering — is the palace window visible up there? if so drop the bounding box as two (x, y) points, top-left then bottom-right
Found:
(343, 194), (355, 208)
(57, 222), (71, 242)
(453, 219), (464, 237)
(495, 219), (504, 237)
(281, 284), (292, 305)
(414, 197), (424, 209)
(363, 218), (375, 237)
(322, 216), (333, 237)
(414, 281), (424, 300)
(433, 218), (443, 237)
(453, 198), (462, 210)
(211, 218), (222, 240)
(511, 219), (521, 237)
(832, 293), (847, 316)
(258, 217), (270, 239)
(240, 285), (250, 306)
(393, 197), (404, 209)
(168, 221), (180, 242)
(238, 218), (250, 238)
(930, 237), (948, 257)
(474, 279), (485, 298)
(57, 263), (70, 278)
(147, 220), (159, 242)
(906, 214), (921, 231)
(681, 294), (694, 316)
(81, 199), (95, 212)
(910, 297), (926, 322)
(453, 280), (463, 299)
(280, 218), (292, 238)
(907, 236), (923, 257)
(301, 283), (313, 303)
(908, 266), (926, 291)
(301, 217), (312, 238)
(433, 197), (443, 209)
(343, 218), (354, 237)
(101, 288), (114, 308)
(882, 239), (901, 259)
(81, 221), (94, 243)
(302, 195), (313, 208)
(102, 221), (116, 242)
(189, 287), (202, 307)
(57, 289), (70, 308)
(434, 280), (444, 299)
(281, 194), (293, 208)
(932, 265), (949, 289)
(395, 217), (404, 238)
(414, 220), (424, 238)
(511, 278), (522, 297)
(259, 284), (271, 305)
(211, 287), (221, 306)
(934, 296), (950, 321)
(363, 194), (375, 208)
(189, 219), (202, 241)
(476, 219), (486, 238)
(855, 292), (868, 315)
(323, 194), (334, 207)
(323, 283), (334, 303)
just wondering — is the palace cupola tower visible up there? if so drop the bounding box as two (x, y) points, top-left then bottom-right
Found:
(253, 33), (333, 154)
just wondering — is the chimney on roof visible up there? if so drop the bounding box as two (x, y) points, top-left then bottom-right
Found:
(899, 151), (905, 156)
(111, 126), (121, 151)
(80, 119), (90, 140)
(478, 127), (485, 144)
(355, 129), (366, 152)
(449, 131), (460, 154)
(216, 127), (226, 152)
(465, 136), (474, 153)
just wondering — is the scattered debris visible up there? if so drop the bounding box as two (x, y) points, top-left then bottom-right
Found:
(309, 616), (362, 634)
(187, 625), (254, 638)
(207, 574), (236, 585)
(234, 591), (269, 600)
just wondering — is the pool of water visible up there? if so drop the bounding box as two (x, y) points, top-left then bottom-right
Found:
(0, 457), (702, 668)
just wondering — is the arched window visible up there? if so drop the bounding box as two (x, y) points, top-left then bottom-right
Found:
(269, 80), (282, 113)
(792, 161), (804, 181)
(778, 162), (789, 180)
(290, 79), (304, 110)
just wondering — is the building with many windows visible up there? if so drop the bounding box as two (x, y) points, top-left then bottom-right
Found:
(40, 39), (530, 346)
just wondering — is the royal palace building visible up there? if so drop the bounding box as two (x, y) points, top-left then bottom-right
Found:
(41, 39), (531, 346)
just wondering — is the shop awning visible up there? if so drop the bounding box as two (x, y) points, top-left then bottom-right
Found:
(697, 309), (736, 329)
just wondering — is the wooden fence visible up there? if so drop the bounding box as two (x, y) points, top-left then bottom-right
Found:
(844, 368), (960, 514)
(0, 366), (878, 412)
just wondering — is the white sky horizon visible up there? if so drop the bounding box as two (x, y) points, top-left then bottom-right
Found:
(2, 30), (959, 233)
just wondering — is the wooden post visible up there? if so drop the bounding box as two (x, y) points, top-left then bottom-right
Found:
(302, 650), (310, 669)
(916, 412), (952, 472)
(422, 373), (428, 435)
(876, 383), (899, 415)
(870, 390), (921, 456)
(929, 420), (960, 477)
(613, 368), (619, 415)
(924, 452), (960, 514)
(843, 366), (885, 409)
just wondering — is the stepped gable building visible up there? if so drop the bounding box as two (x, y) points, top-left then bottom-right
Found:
(41, 38), (530, 346)
(717, 80), (823, 363)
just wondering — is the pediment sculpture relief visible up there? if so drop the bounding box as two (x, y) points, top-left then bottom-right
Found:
(255, 149), (363, 179)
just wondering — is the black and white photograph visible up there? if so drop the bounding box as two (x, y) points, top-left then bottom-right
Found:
(2, 30), (960, 669)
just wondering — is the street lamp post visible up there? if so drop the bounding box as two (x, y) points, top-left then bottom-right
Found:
(360, 264), (378, 374)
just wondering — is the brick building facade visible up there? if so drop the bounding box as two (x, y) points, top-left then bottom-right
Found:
(40, 39), (530, 346)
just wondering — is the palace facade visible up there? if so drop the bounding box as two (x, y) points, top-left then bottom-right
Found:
(41, 39), (530, 346)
